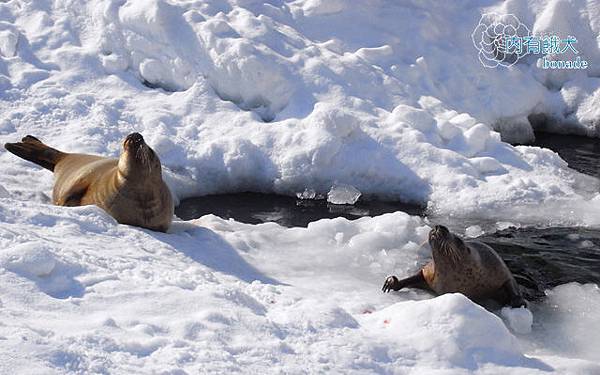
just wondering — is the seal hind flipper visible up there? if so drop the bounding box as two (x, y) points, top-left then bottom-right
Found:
(4, 135), (66, 172)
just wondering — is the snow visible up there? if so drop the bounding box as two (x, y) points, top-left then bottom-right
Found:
(0, 204), (599, 373)
(0, 0), (598, 220)
(521, 283), (600, 364)
(0, 0), (599, 372)
(0, 184), (9, 198)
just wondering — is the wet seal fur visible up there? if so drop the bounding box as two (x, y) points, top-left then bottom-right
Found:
(4, 133), (173, 232)
(382, 225), (526, 307)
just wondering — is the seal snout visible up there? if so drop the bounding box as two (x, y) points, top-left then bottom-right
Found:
(123, 132), (145, 150)
(429, 225), (450, 243)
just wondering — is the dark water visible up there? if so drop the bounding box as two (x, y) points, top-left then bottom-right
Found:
(532, 132), (600, 179)
(480, 227), (600, 300)
(176, 192), (424, 227)
(176, 132), (600, 300)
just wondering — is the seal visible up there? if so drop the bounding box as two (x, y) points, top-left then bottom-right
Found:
(4, 133), (174, 232)
(382, 225), (526, 307)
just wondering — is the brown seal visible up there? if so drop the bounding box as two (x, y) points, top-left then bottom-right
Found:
(4, 133), (173, 232)
(382, 225), (526, 307)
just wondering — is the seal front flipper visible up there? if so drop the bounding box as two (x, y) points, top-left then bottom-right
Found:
(4, 135), (66, 172)
(382, 275), (401, 292)
(382, 271), (428, 293)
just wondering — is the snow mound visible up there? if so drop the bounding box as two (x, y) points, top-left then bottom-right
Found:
(0, 241), (83, 299)
(99, 0), (293, 120)
(0, 242), (57, 277)
(364, 294), (526, 368)
(100, 0), (200, 91)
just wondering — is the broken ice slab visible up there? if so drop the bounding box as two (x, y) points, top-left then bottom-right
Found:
(327, 184), (361, 205)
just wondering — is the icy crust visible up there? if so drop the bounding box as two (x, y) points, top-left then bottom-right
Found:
(0, 201), (598, 373)
(0, 0), (600, 219)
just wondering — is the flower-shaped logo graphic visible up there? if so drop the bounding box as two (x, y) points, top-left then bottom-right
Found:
(472, 13), (531, 68)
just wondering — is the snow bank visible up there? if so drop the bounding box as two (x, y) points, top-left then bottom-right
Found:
(0, 0), (599, 221)
(0, 201), (598, 373)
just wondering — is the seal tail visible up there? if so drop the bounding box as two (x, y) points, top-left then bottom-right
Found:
(4, 135), (66, 172)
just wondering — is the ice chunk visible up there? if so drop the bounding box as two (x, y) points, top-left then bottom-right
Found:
(496, 221), (516, 231)
(501, 306), (533, 334)
(465, 225), (483, 238)
(296, 188), (317, 200)
(327, 184), (361, 205)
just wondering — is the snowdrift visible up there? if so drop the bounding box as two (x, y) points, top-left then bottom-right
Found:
(0, 0), (598, 219)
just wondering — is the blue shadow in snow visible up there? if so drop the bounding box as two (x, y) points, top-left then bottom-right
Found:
(150, 222), (283, 285)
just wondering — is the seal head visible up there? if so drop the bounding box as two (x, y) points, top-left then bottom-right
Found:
(118, 133), (162, 180)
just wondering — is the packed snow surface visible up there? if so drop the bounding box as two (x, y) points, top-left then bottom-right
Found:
(1, 204), (599, 374)
(1, 0), (600, 373)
